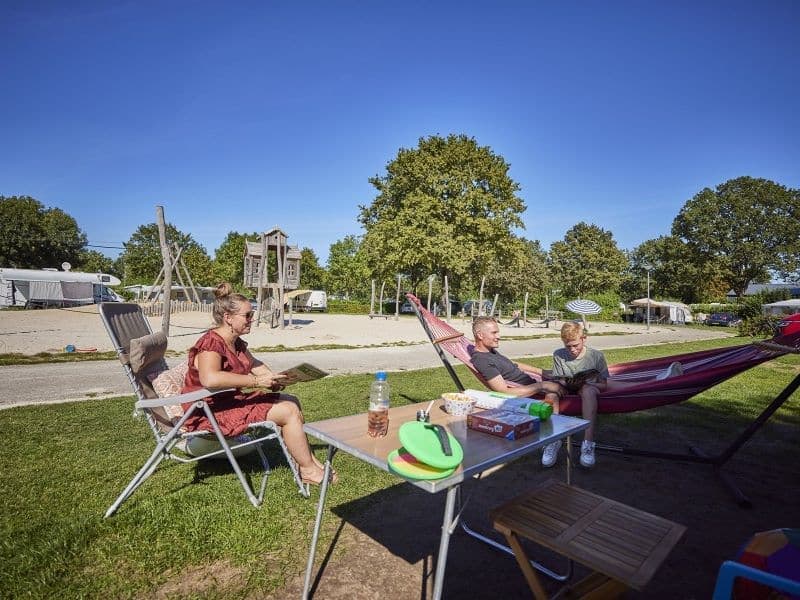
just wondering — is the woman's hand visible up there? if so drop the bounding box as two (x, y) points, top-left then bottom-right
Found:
(252, 372), (286, 390)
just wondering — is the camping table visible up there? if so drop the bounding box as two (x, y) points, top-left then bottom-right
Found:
(301, 398), (589, 599)
(490, 479), (686, 598)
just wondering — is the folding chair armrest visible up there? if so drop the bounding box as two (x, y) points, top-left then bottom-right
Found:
(135, 388), (235, 408)
(712, 560), (800, 599)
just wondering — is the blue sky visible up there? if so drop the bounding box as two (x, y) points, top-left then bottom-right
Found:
(2, 1), (798, 266)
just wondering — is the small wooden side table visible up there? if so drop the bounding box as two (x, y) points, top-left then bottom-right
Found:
(490, 479), (686, 599)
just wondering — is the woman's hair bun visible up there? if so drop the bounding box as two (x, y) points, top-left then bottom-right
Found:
(214, 282), (233, 298)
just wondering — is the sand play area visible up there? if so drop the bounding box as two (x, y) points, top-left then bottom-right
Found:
(0, 304), (726, 356)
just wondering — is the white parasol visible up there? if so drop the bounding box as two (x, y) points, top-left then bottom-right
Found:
(565, 299), (602, 330)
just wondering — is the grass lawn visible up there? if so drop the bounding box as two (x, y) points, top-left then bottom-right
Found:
(1, 337), (798, 598)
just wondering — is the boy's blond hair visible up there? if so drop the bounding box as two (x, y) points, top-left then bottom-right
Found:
(560, 321), (585, 342)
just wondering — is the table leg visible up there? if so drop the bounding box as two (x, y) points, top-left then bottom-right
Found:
(302, 445), (337, 600)
(432, 485), (458, 600)
(566, 434), (572, 485)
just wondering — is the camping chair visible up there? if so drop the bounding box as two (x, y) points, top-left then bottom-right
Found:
(405, 292), (800, 506)
(713, 560), (800, 599)
(99, 302), (309, 518)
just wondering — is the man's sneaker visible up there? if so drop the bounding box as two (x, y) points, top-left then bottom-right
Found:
(541, 440), (562, 467)
(580, 440), (596, 468)
(656, 361), (684, 381)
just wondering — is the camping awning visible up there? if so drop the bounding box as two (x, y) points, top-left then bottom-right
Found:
(284, 289), (312, 300)
(630, 298), (665, 307)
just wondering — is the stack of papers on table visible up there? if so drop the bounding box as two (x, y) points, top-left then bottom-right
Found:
(463, 389), (532, 411)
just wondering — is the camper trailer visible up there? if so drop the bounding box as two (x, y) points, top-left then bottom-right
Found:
(291, 290), (328, 312)
(0, 267), (122, 308)
(629, 298), (694, 324)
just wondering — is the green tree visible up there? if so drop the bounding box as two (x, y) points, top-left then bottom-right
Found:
(483, 237), (549, 304)
(75, 249), (116, 275)
(120, 223), (212, 286)
(0, 195), (87, 268)
(326, 235), (369, 300)
(672, 176), (800, 297)
(211, 231), (260, 291)
(622, 236), (728, 303)
(358, 134), (526, 295)
(299, 248), (327, 289)
(548, 222), (627, 298)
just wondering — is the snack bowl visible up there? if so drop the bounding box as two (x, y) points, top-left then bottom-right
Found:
(441, 392), (476, 416)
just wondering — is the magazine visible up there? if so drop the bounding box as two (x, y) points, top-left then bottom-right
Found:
(277, 363), (329, 385)
(554, 369), (601, 393)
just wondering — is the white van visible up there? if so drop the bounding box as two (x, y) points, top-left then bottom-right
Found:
(293, 290), (327, 312)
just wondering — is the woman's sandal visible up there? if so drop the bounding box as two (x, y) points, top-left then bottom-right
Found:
(301, 466), (339, 486)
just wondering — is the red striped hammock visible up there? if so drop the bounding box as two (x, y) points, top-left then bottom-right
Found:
(406, 293), (800, 416)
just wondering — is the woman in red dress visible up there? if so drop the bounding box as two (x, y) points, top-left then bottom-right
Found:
(182, 282), (335, 485)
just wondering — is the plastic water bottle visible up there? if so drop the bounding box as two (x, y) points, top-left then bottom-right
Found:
(515, 399), (553, 420)
(367, 371), (390, 437)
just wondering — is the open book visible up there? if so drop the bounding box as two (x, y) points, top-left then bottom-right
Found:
(553, 369), (601, 393)
(278, 363), (329, 385)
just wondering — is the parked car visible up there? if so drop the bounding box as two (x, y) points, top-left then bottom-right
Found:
(462, 299), (494, 316)
(400, 300), (416, 314)
(433, 299), (462, 316)
(777, 313), (800, 336)
(706, 312), (742, 327)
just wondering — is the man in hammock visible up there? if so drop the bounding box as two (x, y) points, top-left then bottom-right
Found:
(546, 321), (684, 469)
(471, 316), (565, 413)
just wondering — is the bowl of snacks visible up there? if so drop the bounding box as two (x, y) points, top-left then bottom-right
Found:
(441, 392), (477, 416)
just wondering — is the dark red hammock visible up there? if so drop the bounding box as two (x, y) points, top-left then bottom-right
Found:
(407, 292), (800, 507)
(406, 293), (800, 415)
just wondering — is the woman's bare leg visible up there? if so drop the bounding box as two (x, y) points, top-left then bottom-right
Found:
(267, 396), (335, 483)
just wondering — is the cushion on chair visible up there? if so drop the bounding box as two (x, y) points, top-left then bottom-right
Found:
(147, 362), (189, 420)
(129, 331), (168, 374)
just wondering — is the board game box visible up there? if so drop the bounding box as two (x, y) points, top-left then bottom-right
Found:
(467, 408), (540, 441)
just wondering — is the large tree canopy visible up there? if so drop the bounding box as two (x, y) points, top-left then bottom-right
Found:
(483, 237), (549, 304)
(548, 222), (627, 298)
(211, 231), (260, 291)
(0, 195), (87, 268)
(623, 236), (728, 303)
(299, 248), (326, 290)
(76, 249), (117, 276)
(326, 235), (369, 300)
(672, 176), (800, 297)
(120, 223), (212, 285)
(358, 134), (526, 294)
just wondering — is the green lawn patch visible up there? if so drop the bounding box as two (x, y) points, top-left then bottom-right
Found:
(1, 337), (797, 598)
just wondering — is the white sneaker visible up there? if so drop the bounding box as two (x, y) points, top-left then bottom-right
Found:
(656, 361), (684, 381)
(580, 440), (596, 468)
(542, 440), (562, 467)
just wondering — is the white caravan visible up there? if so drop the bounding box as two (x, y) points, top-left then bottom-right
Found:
(0, 267), (123, 308)
(291, 290), (328, 312)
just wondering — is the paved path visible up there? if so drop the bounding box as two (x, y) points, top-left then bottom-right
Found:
(0, 327), (733, 409)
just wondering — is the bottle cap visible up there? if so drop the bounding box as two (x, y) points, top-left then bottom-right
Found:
(375, 371), (387, 381)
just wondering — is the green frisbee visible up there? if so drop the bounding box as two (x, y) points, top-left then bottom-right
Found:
(387, 448), (457, 480)
(398, 421), (463, 470)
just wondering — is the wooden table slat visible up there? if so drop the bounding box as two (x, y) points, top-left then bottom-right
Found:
(491, 479), (687, 591)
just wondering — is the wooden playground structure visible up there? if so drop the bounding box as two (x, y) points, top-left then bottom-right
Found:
(244, 227), (302, 329)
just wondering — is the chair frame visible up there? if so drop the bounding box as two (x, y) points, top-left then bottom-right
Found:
(712, 560), (800, 599)
(99, 302), (308, 518)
